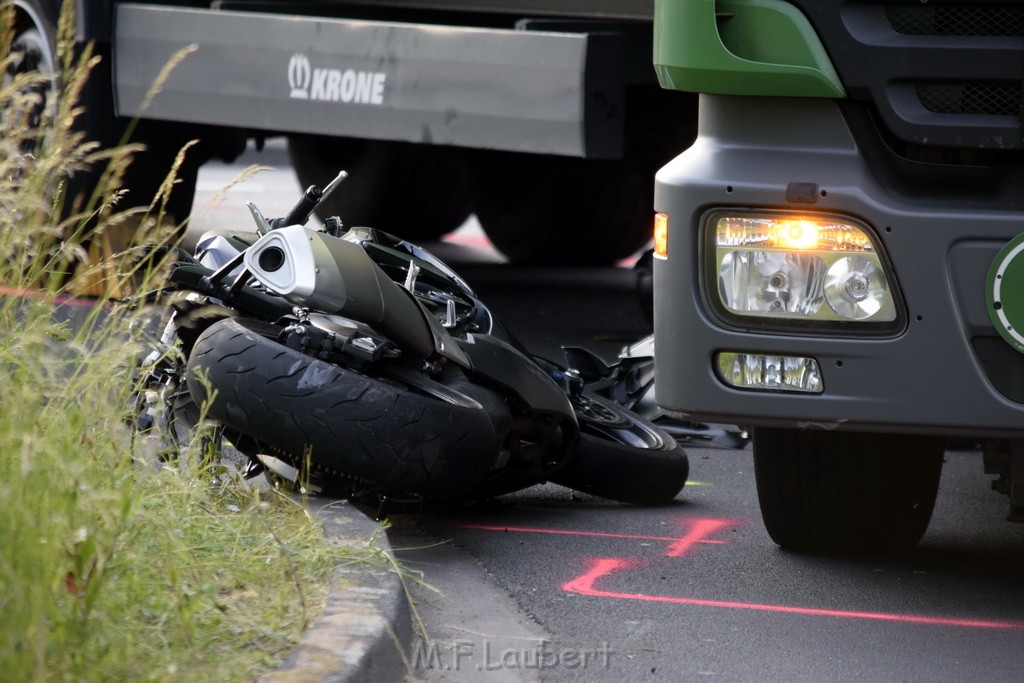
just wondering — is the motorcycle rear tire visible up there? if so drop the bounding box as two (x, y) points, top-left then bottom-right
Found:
(551, 392), (689, 505)
(185, 317), (509, 498)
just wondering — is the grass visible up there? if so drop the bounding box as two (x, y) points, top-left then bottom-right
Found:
(0, 3), (397, 680)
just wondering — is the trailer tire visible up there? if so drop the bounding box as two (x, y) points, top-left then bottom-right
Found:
(5, 0), (213, 227)
(753, 428), (944, 554)
(288, 135), (472, 240)
(5, 1), (59, 134)
(468, 88), (696, 265)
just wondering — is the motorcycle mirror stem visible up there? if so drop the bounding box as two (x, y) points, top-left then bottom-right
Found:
(247, 202), (273, 236)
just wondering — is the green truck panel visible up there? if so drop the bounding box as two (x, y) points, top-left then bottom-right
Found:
(653, 0), (844, 98)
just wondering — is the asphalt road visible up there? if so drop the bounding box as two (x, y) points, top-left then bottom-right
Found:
(194, 143), (1024, 682)
(389, 448), (1024, 682)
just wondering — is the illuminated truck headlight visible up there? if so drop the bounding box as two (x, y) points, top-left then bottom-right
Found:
(709, 211), (899, 330)
(823, 255), (890, 320)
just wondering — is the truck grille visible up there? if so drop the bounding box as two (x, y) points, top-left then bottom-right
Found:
(887, 3), (1024, 37)
(791, 0), (1024, 152)
(917, 82), (1022, 117)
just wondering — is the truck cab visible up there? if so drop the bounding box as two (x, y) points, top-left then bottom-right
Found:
(652, 0), (1024, 552)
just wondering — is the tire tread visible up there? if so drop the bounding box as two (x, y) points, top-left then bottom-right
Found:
(186, 317), (503, 498)
(754, 428), (944, 553)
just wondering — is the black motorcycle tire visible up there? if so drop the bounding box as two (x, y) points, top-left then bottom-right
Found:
(185, 316), (510, 498)
(550, 392), (689, 505)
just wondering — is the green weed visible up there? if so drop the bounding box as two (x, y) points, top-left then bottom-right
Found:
(0, 2), (389, 680)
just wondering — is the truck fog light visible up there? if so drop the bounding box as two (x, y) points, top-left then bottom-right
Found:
(707, 210), (901, 330)
(716, 352), (823, 393)
(824, 256), (895, 320)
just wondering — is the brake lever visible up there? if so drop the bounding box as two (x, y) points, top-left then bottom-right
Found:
(317, 170), (348, 210)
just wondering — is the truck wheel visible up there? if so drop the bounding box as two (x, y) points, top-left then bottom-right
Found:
(468, 88), (696, 265)
(288, 135), (472, 240)
(753, 428), (944, 554)
(4, 0), (210, 226)
(4, 1), (58, 139)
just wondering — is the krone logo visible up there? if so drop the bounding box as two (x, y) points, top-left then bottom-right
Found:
(287, 53), (387, 105)
(289, 54), (312, 99)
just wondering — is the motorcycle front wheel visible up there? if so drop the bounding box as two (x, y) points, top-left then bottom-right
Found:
(550, 392), (689, 505)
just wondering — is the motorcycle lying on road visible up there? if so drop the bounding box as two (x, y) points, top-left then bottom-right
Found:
(135, 171), (689, 506)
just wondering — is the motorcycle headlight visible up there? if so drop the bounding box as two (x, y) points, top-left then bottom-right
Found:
(707, 210), (901, 333)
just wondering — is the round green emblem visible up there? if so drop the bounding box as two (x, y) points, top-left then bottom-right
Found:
(986, 233), (1024, 355)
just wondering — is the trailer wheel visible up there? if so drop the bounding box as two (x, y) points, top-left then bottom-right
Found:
(468, 88), (696, 265)
(753, 428), (944, 554)
(468, 152), (649, 265)
(4, 1), (58, 138)
(288, 135), (472, 240)
(4, 0), (213, 227)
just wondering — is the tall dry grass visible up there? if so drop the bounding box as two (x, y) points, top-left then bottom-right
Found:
(0, 3), (392, 680)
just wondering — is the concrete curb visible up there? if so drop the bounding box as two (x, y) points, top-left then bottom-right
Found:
(265, 498), (412, 683)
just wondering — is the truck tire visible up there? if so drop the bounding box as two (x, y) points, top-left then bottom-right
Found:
(753, 428), (944, 554)
(5, 1), (58, 137)
(468, 88), (696, 265)
(5, 0), (212, 226)
(288, 135), (472, 240)
(185, 316), (511, 499)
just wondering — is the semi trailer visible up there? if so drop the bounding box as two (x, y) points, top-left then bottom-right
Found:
(6, 0), (697, 263)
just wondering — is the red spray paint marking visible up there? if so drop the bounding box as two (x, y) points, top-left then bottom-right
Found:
(563, 558), (1024, 631)
(665, 518), (731, 557)
(0, 285), (97, 308)
(462, 523), (728, 554)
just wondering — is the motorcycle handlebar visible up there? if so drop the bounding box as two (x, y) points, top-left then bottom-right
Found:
(268, 170), (348, 229)
(268, 186), (322, 229)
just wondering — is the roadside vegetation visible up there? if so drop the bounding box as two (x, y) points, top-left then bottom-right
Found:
(0, 4), (388, 680)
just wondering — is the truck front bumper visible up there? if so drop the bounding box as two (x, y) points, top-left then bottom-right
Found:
(654, 95), (1024, 438)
